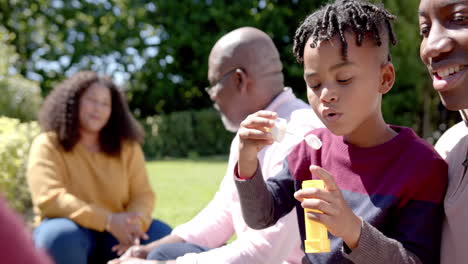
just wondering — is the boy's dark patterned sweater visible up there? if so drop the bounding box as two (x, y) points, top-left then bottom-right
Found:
(235, 126), (447, 264)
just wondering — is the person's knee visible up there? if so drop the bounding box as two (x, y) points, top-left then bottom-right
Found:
(147, 242), (210, 261)
(33, 218), (93, 255)
(147, 243), (186, 260)
(145, 219), (172, 242)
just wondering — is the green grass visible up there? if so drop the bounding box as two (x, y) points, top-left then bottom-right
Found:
(147, 157), (228, 228)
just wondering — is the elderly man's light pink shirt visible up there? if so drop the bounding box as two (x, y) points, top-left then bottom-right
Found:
(173, 88), (323, 264)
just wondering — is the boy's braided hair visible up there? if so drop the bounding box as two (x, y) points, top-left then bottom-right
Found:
(293, 0), (397, 63)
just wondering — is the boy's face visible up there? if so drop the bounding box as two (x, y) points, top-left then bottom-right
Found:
(303, 32), (393, 138)
(419, 0), (468, 110)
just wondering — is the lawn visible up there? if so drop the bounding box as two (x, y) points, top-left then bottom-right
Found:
(146, 157), (228, 228)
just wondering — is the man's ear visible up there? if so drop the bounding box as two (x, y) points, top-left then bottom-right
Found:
(379, 62), (395, 94)
(234, 68), (248, 94)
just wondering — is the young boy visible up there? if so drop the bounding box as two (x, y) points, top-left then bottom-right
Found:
(418, 0), (468, 263)
(234, 0), (448, 263)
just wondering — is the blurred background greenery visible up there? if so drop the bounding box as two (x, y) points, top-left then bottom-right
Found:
(147, 158), (226, 227)
(0, 0), (461, 140)
(0, 0), (462, 217)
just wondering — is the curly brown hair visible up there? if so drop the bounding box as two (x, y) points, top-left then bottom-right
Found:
(38, 71), (144, 155)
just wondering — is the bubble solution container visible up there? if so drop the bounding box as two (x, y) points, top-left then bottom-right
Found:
(302, 179), (331, 253)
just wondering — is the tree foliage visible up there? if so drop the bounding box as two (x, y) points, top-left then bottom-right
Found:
(1, 0), (459, 137)
(0, 27), (42, 121)
(0, 0), (325, 115)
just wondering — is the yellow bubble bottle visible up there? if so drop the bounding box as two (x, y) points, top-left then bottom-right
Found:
(302, 179), (331, 253)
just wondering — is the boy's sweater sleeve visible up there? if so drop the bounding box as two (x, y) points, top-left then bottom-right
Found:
(343, 220), (422, 264)
(234, 159), (296, 230)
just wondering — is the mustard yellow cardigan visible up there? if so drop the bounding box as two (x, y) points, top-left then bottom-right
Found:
(27, 132), (155, 232)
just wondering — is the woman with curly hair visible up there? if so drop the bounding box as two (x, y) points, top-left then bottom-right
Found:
(26, 71), (172, 264)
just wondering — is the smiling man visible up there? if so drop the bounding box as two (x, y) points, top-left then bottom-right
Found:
(418, 0), (468, 263)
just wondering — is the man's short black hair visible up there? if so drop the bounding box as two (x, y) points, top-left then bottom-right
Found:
(293, 0), (397, 63)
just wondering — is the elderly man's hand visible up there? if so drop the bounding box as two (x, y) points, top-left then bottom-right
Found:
(118, 244), (150, 259)
(238, 110), (278, 178)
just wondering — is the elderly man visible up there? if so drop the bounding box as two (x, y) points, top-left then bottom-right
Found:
(110, 26), (322, 264)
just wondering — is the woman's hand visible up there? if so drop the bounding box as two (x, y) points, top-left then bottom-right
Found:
(294, 165), (362, 249)
(106, 212), (149, 246)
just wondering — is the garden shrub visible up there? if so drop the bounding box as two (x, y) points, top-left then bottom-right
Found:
(0, 116), (40, 214)
(142, 109), (234, 159)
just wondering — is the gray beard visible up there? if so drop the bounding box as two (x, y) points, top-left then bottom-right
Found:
(220, 113), (239, 133)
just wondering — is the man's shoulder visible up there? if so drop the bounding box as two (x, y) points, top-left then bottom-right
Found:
(435, 121), (468, 157)
(438, 121), (467, 142)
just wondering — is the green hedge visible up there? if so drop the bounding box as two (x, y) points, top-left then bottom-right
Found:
(0, 116), (40, 214)
(142, 109), (234, 159)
